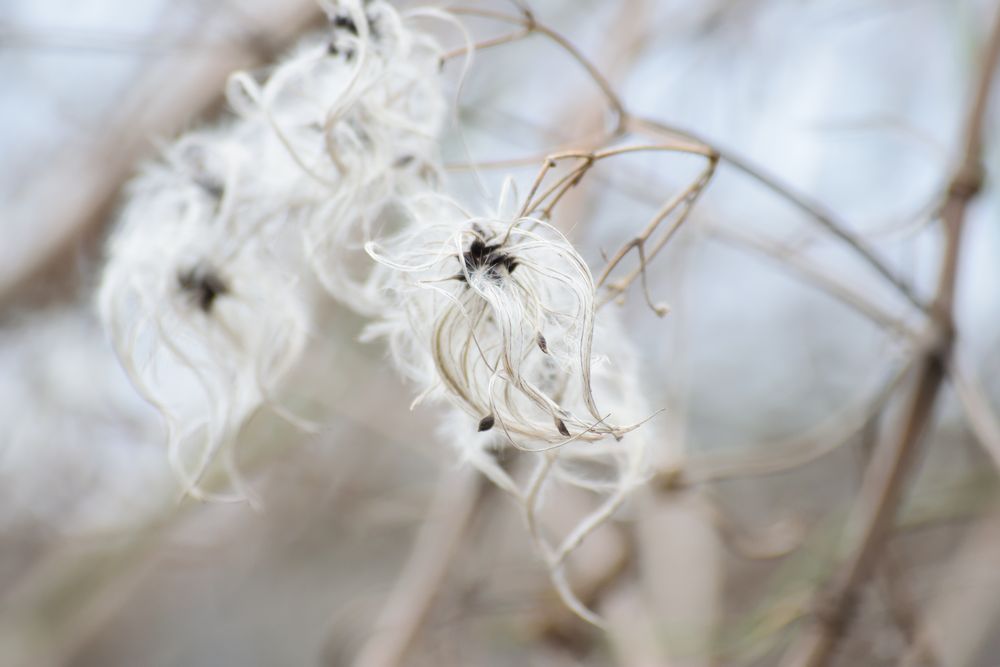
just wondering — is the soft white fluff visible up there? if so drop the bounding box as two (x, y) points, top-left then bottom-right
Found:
(367, 191), (653, 625)
(367, 193), (646, 447)
(98, 0), (447, 499)
(227, 0), (446, 314)
(98, 0), (652, 625)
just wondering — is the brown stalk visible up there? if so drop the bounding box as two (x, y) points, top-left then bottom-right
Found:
(778, 8), (1000, 666)
(350, 468), (487, 667)
(441, 6), (926, 322)
(625, 114), (927, 314)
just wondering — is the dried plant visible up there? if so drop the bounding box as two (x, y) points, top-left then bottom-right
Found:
(22, 0), (998, 664)
(99, 0), (448, 500)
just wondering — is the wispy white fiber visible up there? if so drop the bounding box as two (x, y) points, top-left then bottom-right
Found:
(97, 0), (654, 626)
(367, 192), (647, 448)
(226, 0), (447, 314)
(99, 0), (447, 499)
(367, 190), (653, 624)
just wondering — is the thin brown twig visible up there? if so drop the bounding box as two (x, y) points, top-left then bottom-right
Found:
(707, 225), (919, 341)
(350, 467), (487, 667)
(778, 7), (1000, 665)
(625, 114), (928, 314)
(446, 6), (627, 129)
(441, 6), (924, 326)
(596, 158), (717, 309)
(518, 143), (713, 218)
(443, 5), (926, 316)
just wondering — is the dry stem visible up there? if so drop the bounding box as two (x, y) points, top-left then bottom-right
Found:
(350, 467), (486, 667)
(778, 8), (1000, 665)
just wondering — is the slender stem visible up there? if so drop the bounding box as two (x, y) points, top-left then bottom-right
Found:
(596, 158), (717, 306)
(441, 6), (923, 322)
(439, 27), (531, 63)
(626, 114), (928, 314)
(520, 143), (713, 220)
(350, 468), (486, 667)
(446, 6), (626, 127)
(779, 8), (1000, 666)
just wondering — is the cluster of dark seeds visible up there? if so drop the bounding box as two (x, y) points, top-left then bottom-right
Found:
(178, 266), (229, 313)
(458, 238), (519, 285)
(327, 4), (378, 58)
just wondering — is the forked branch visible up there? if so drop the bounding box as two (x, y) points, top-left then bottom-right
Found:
(779, 8), (1000, 666)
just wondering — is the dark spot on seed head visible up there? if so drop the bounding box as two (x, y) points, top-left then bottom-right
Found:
(328, 6), (380, 56)
(332, 13), (358, 35)
(194, 175), (224, 200)
(537, 333), (548, 354)
(178, 266), (228, 313)
(555, 418), (570, 437)
(478, 415), (495, 432)
(459, 237), (518, 285)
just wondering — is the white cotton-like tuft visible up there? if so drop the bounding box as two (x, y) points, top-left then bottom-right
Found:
(226, 0), (447, 315)
(96, 0), (654, 626)
(367, 193), (646, 448)
(98, 0), (448, 500)
(98, 128), (313, 502)
(368, 190), (655, 625)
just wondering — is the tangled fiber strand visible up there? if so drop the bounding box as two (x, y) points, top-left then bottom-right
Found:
(367, 191), (653, 624)
(227, 0), (447, 314)
(98, 130), (311, 502)
(99, 0), (654, 625)
(367, 192), (647, 446)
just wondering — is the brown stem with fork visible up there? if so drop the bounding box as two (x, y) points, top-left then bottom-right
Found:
(778, 8), (1000, 666)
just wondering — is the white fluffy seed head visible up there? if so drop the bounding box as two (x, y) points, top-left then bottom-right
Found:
(366, 186), (655, 627)
(98, 0), (449, 499)
(97, 2), (657, 627)
(98, 124), (313, 501)
(226, 0), (448, 315)
(366, 193), (648, 450)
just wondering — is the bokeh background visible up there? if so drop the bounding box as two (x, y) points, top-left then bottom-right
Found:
(2, 0), (1000, 665)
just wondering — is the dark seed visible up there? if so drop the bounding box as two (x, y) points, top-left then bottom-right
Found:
(555, 418), (570, 437)
(460, 237), (518, 285)
(537, 333), (548, 354)
(195, 176), (224, 200)
(478, 415), (495, 432)
(332, 13), (358, 35)
(178, 266), (228, 313)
